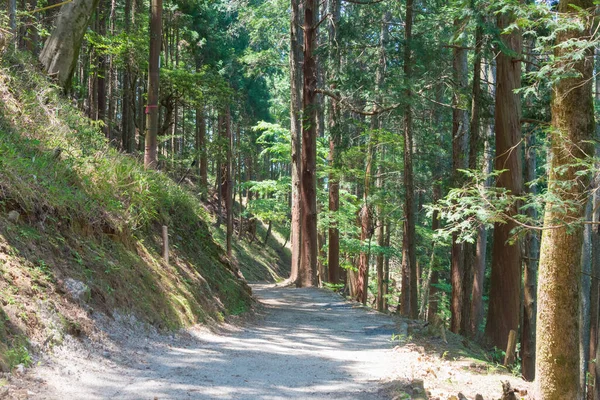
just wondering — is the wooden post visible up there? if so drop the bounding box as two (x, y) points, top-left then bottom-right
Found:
(162, 225), (169, 264)
(504, 329), (517, 366)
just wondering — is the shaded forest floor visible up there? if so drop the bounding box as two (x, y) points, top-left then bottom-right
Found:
(6, 284), (530, 400)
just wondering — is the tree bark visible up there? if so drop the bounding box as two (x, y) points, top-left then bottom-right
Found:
(289, 0), (302, 285)
(144, 0), (162, 169)
(327, 0), (341, 285)
(9, 0), (17, 34)
(461, 23), (483, 337)
(298, 0), (318, 287)
(374, 11), (390, 311)
(399, 0), (418, 319)
(485, 9), (523, 350)
(535, 1), (594, 397)
(581, 196), (593, 398)
(40, 0), (100, 91)
(521, 130), (539, 381)
(226, 106), (233, 257)
(471, 57), (495, 337)
(450, 18), (469, 333)
(121, 0), (134, 151)
(356, 143), (373, 304)
(592, 167), (600, 399)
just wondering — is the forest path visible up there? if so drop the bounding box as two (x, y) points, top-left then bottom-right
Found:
(33, 284), (405, 399)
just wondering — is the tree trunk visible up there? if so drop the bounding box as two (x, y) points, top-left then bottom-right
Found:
(298, 0), (318, 287)
(289, 0), (302, 285)
(374, 11), (390, 312)
(461, 23), (483, 337)
(327, 0), (341, 285)
(383, 221), (391, 311)
(471, 57), (495, 337)
(400, 0), (418, 319)
(485, 9), (523, 350)
(9, 0), (17, 34)
(96, 0), (107, 133)
(421, 183), (441, 320)
(121, 0), (134, 151)
(196, 104), (208, 191)
(535, 1), (594, 397)
(450, 18), (469, 333)
(521, 130), (539, 381)
(39, 0), (100, 91)
(144, 0), (162, 169)
(581, 196), (593, 398)
(591, 167), (600, 399)
(590, 60), (600, 400)
(226, 107), (233, 257)
(356, 140), (374, 304)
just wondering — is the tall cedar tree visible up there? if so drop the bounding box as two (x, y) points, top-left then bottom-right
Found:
(144, 0), (162, 168)
(484, 8), (523, 350)
(535, 0), (595, 397)
(298, 0), (318, 287)
(289, 0), (303, 285)
(400, 0), (418, 319)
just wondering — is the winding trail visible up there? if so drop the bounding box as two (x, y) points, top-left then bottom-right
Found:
(35, 284), (404, 399)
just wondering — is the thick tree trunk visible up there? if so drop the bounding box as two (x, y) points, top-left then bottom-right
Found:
(450, 18), (469, 333)
(485, 10), (523, 351)
(144, 0), (162, 168)
(298, 0), (318, 287)
(400, 0), (418, 319)
(535, 1), (594, 397)
(39, 0), (100, 91)
(327, 0), (341, 285)
(289, 0), (302, 285)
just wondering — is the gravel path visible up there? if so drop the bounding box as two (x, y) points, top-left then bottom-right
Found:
(32, 284), (403, 399)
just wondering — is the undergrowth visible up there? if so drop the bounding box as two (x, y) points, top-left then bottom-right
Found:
(0, 50), (253, 369)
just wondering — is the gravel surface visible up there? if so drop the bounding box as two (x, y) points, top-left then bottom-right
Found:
(30, 284), (404, 399)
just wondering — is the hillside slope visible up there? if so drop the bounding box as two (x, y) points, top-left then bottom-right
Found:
(0, 51), (258, 371)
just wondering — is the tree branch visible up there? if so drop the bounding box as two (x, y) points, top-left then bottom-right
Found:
(341, 0), (385, 4)
(315, 88), (401, 116)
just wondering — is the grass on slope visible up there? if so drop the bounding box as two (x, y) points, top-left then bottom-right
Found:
(0, 51), (252, 370)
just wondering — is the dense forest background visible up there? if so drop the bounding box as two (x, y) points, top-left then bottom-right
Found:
(2, 0), (599, 398)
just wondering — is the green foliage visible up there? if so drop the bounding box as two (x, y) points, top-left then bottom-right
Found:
(0, 50), (252, 334)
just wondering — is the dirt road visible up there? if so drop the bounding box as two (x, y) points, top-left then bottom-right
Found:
(33, 284), (404, 399)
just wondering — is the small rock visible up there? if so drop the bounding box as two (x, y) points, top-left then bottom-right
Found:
(457, 393), (468, 400)
(7, 211), (19, 222)
(15, 364), (25, 375)
(103, 351), (111, 359)
(63, 278), (89, 302)
(475, 395), (484, 400)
